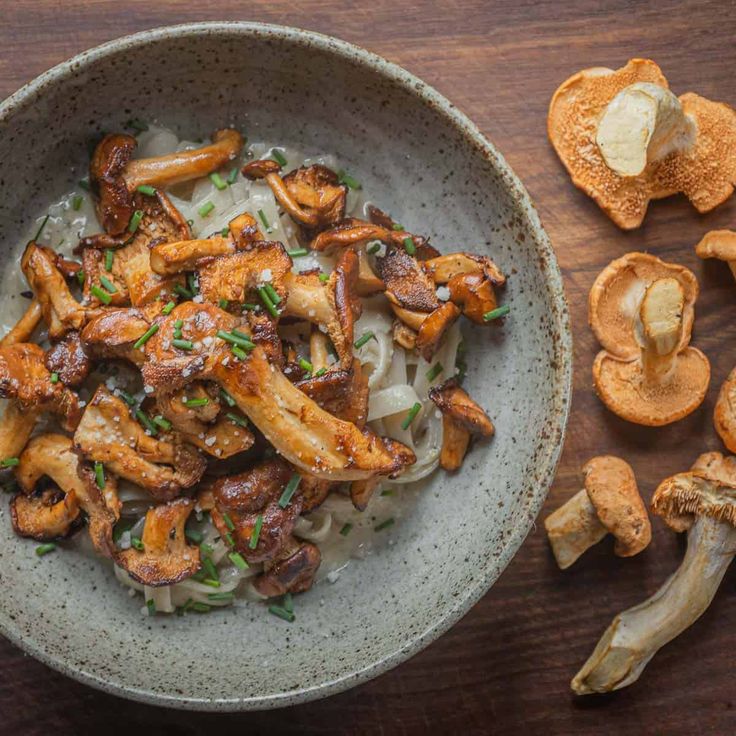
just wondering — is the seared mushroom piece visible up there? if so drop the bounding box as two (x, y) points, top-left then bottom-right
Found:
(549, 58), (736, 228)
(544, 456), (650, 569)
(429, 379), (494, 471)
(253, 539), (322, 598)
(44, 332), (91, 386)
(0, 300), (43, 347)
(695, 229), (736, 282)
(572, 453), (736, 694)
(117, 497), (200, 586)
(74, 386), (206, 500)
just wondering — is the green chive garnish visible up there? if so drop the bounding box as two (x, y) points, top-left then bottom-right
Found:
(298, 358), (313, 374)
(128, 210), (144, 233)
(278, 474), (301, 508)
(187, 273), (198, 296)
(269, 605), (295, 623)
(116, 389), (136, 407)
(104, 249), (114, 272)
(354, 331), (375, 349)
(318, 272), (329, 283)
(133, 323), (159, 350)
(222, 513), (235, 531)
(161, 300), (175, 315)
(146, 598), (156, 615)
(226, 412), (248, 428)
(228, 551), (248, 570)
(227, 167), (239, 185)
(242, 302), (259, 311)
(35, 543), (56, 557)
(174, 319), (184, 330)
(72, 195), (83, 211)
(198, 201), (215, 218)
(483, 305), (510, 322)
(220, 227), (229, 237)
(224, 532), (235, 547)
(0, 457), (19, 468)
(172, 338), (194, 351)
(208, 591), (234, 602)
(98, 275), (117, 294)
(283, 593), (294, 614)
(89, 286), (111, 303)
(153, 415), (172, 431)
(185, 528), (204, 544)
(192, 602), (211, 613)
(76, 269), (86, 287)
(136, 184), (156, 196)
(402, 236), (416, 256)
(426, 363), (443, 382)
(271, 148), (287, 166)
(339, 523), (352, 536)
(135, 409), (158, 436)
(131, 536), (144, 551)
(314, 367), (327, 378)
(218, 298), (229, 309)
(249, 515), (263, 549)
(33, 214), (50, 242)
(79, 178), (90, 191)
(366, 242), (381, 255)
(392, 222), (404, 231)
(173, 284), (193, 299)
(182, 397), (209, 408)
(209, 172), (227, 190)
(338, 170), (361, 190)
(263, 283), (281, 305)
(256, 286), (279, 318)
(231, 346), (248, 360)
(200, 542), (214, 556)
(381, 489), (394, 497)
(94, 462), (105, 488)
(201, 556), (218, 581)
(50, 372), (59, 384)
(216, 330), (255, 350)
(220, 388), (236, 407)
(287, 248), (309, 258)
(401, 402), (422, 430)
(201, 578), (221, 588)
(257, 209), (271, 232)
(375, 518), (395, 532)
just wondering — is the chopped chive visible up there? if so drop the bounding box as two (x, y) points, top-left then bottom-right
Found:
(338, 170), (361, 190)
(256, 286), (279, 318)
(282, 592), (294, 614)
(222, 512), (235, 531)
(354, 331), (375, 349)
(116, 389), (136, 407)
(392, 222), (404, 231)
(231, 345), (248, 360)
(298, 358), (313, 374)
(33, 214), (50, 242)
(218, 298), (229, 309)
(50, 372), (59, 384)
(103, 249), (114, 272)
(161, 300), (175, 315)
(339, 523), (352, 536)
(153, 415), (172, 431)
(269, 605), (295, 623)
(201, 578), (221, 588)
(263, 283), (281, 306)
(200, 542), (214, 556)
(35, 542), (57, 557)
(198, 201), (215, 218)
(94, 461), (105, 489)
(172, 338), (194, 351)
(98, 275), (118, 294)
(185, 528), (204, 544)
(224, 532), (235, 547)
(241, 302), (259, 311)
(128, 209), (144, 233)
(0, 457), (19, 468)
(483, 305), (510, 322)
(216, 329), (255, 350)
(366, 242), (381, 255)
(135, 409), (158, 436)
(318, 272), (329, 283)
(72, 195), (83, 211)
(226, 412), (248, 428)
(249, 514), (263, 549)
(146, 598), (156, 615)
(257, 209), (271, 232)
(314, 367), (327, 378)
(402, 236), (416, 256)
(187, 273), (198, 296)
(182, 598), (195, 612)
(227, 167), (239, 185)
(126, 118), (149, 132)
(173, 319), (184, 330)
(76, 269), (86, 287)
(375, 518), (395, 532)
(192, 602), (211, 613)
(287, 248), (309, 258)
(136, 184), (156, 196)
(201, 556), (219, 581)
(228, 551), (249, 570)
(208, 591), (235, 602)
(173, 283), (193, 299)
(79, 178), (90, 191)
(401, 402), (422, 430)
(131, 536), (144, 551)
(133, 323), (159, 350)
(278, 474), (301, 509)
(426, 362), (443, 382)
(182, 397), (209, 408)
(209, 172), (227, 190)
(219, 388), (236, 407)
(381, 489), (394, 496)
(270, 148), (288, 166)
(220, 227), (230, 237)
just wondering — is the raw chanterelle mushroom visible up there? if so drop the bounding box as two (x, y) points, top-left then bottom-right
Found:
(714, 367), (736, 453)
(695, 229), (736, 282)
(544, 456), (650, 570)
(572, 452), (736, 694)
(548, 58), (736, 228)
(590, 252), (710, 425)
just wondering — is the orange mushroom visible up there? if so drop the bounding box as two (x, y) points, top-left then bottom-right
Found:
(695, 229), (736, 281)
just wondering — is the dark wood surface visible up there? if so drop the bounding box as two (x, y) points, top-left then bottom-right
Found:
(2, 1), (735, 733)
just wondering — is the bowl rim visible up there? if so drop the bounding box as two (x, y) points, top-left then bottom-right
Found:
(0, 20), (572, 711)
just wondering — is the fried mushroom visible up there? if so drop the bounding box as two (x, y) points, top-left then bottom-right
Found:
(253, 539), (321, 597)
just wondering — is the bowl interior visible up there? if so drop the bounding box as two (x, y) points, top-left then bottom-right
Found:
(0, 24), (570, 709)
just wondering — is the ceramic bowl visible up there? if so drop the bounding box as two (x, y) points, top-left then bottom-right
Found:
(0, 22), (571, 710)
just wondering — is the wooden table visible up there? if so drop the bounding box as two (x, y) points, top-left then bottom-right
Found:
(2, 1), (735, 733)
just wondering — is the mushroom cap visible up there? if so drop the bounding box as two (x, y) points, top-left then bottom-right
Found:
(714, 367), (736, 453)
(582, 455), (651, 557)
(695, 229), (736, 262)
(593, 346), (710, 426)
(589, 252), (698, 360)
(428, 378), (494, 436)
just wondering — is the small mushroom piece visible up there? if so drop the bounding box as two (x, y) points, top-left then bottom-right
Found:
(0, 300), (43, 347)
(74, 386), (206, 500)
(544, 456), (650, 570)
(11, 487), (80, 541)
(80, 305), (158, 366)
(116, 497), (200, 586)
(714, 367), (736, 453)
(429, 378), (494, 471)
(572, 454), (736, 694)
(695, 229), (736, 281)
(253, 539), (321, 597)
(593, 277), (710, 425)
(44, 332), (91, 386)
(549, 58), (736, 229)
(415, 302), (461, 362)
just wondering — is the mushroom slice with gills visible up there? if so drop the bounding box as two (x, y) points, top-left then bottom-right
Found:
(429, 378), (494, 471)
(44, 332), (91, 387)
(253, 539), (322, 598)
(572, 455), (736, 694)
(0, 300), (43, 347)
(21, 242), (85, 339)
(11, 487), (81, 541)
(593, 277), (710, 426)
(116, 497), (200, 586)
(544, 455), (650, 570)
(415, 302), (462, 362)
(695, 229), (736, 282)
(549, 59), (736, 229)
(589, 252), (698, 360)
(74, 386), (206, 500)
(90, 129), (244, 236)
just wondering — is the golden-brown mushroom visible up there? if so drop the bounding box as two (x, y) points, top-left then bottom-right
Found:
(544, 455), (650, 570)
(549, 58), (736, 229)
(695, 229), (736, 281)
(429, 378), (494, 471)
(415, 301), (461, 361)
(0, 300), (43, 347)
(714, 367), (736, 453)
(253, 539), (321, 598)
(10, 487), (81, 541)
(44, 332), (91, 386)
(116, 497), (200, 586)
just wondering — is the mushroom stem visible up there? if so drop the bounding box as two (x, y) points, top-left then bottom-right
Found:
(596, 82), (696, 177)
(544, 488), (608, 569)
(0, 300), (42, 346)
(638, 278), (683, 382)
(572, 514), (736, 694)
(0, 402), (39, 459)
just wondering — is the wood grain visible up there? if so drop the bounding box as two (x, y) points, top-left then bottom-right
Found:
(2, 1), (736, 733)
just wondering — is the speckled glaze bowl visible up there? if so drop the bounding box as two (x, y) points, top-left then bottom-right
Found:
(0, 23), (571, 710)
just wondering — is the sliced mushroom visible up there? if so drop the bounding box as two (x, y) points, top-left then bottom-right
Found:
(74, 386), (206, 500)
(549, 58), (736, 228)
(80, 305), (160, 366)
(544, 455), (650, 569)
(572, 453), (736, 694)
(429, 378), (494, 471)
(11, 487), (81, 541)
(415, 302), (461, 361)
(116, 497), (200, 586)
(695, 229), (736, 281)
(0, 300), (43, 347)
(253, 539), (321, 597)
(44, 332), (91, 386)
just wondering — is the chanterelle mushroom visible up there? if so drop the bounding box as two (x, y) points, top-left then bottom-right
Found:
(695, 229), (736, 282)
(714, 367), (736, 453)
(544, 456), (650, 570)
(590, 254), (709, 425)
(549, 58), (736, 228)
(572, 453), (736, 694)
